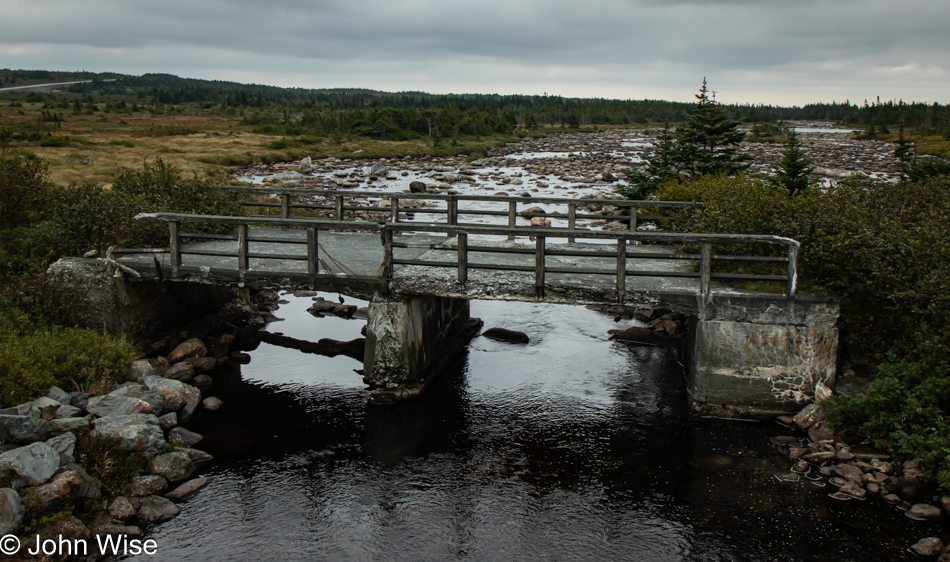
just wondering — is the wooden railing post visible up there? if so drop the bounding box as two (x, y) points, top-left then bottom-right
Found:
(447, 197), (458, 226)
(458, 232), (468, 284)
(535, 235), (545, 296)
(280, 193), (290, 219)
(335, 195), (344, 231)
(628, 206), (638, 232)
(307, 227), (319, 275)
(168, 221), (181, 275)
(508, 201), (517, 240)
(383, 228), (394, 282)
(390, 197), (399, 223)
(237, 224), (249, 271)
(616, 238), (626, 298)
(787, 244), (799, 298)
(699, 242), (712, 299)
(568, 203), (576, 243)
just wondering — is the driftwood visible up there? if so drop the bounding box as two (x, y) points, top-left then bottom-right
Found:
(259, 332), (365, 361)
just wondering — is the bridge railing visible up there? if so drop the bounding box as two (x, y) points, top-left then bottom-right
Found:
(382, 223), (800, 298)
(131, 213), (381, 278)
(217, 186), (700, 242)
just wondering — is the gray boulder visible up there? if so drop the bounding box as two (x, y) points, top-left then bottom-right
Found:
(109, 496), (137, 522)
(0, 488), (23, 536)
(49, 415), (93, 435)
(0, 411), (52, 443)
(166, 476), (211, 502)
(136, 495), (180, 525)
(178, 384), (202, 423)
(151, 451), (195, 482)
(165, 362), (196, 382)
(167, 338), (207, 364)
(111, 385), (166, 415)
(54, 404), (83, 419)
(21, 466), (100, 516)
(130, 359), (156, 382)
(45, 386), (71, 405)
(86, 393), (154, 417)
(89, 414), (166, 458)
(158, 412), (178, 431)
(124, 475), (169, 497)
(0, 442), (60, 489)
(45, 432), (77, 458)
(907, 503), (943, 521)
(910, 537), (944, 558)
(168, 427), (203, 447)
(141, 376), (194, 412)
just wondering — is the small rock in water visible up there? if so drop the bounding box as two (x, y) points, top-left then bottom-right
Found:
(791, 460), (810, 474)
(909, 537), (944, 558)
(906, 503), (942, 521)
(203, 397), (223, 411)
(773, 473), (801, 483)
(482, 328), (529, 344)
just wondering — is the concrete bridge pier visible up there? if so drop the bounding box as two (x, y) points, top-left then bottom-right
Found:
(684, 294), (839, 417)
(363, 293), (482, 404)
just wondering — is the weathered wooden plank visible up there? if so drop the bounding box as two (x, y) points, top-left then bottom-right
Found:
(617, 239), (626, 295)
(787, 244), (799, 297)
(535, 236), (545, 289)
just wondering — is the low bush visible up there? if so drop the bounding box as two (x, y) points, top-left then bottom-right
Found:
(0, 306), (134, 408)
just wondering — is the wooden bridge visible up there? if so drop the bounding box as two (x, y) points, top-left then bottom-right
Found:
(107, 188), (836, 416)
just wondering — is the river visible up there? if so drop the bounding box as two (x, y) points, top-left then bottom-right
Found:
(121, 294), (932, 561)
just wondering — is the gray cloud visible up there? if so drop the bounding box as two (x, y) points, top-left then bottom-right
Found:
(0, 0), (947, 105)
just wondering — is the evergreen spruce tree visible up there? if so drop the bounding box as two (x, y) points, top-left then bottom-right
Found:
(618, 79), (751, 199)
(772, 130), (814, 196)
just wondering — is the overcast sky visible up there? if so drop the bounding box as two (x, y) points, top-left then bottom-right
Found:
(1, 0), (947, 106)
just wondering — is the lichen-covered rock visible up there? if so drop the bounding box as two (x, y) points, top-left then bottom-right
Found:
(89, 414), (166, 458)
(168, 427), (203, 447)
(0, 442), (60, 489)
(151, 451), (195, 482)
(54, 404), (83, 419)
(792, 403), (822, 431)
(0, 487), (23, 536)
(49, 415), (92, 435)
(23, 465), (100, 516)
(109, 496), (137, 522)
(167, 338), (207, 364)
(124, 475), (169, 497)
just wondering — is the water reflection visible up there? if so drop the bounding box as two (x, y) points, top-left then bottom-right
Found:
(121, 298), (928, 561)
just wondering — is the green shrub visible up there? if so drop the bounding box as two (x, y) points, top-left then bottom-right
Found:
(39, 135), (69, 147)
(824, 335), (950, 487)
(0, 306), (134, 408)
(109, 139), (135, 147)
(655, 174), (950, 350)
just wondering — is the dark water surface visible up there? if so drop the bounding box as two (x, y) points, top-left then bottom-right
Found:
(126, 296), (931, 561)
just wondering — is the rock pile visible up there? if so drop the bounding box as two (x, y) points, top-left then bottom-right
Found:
(772, 384), (950, 559)
(0, 301), (270, 557)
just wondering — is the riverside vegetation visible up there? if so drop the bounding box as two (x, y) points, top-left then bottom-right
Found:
(617, 82), (950, 496)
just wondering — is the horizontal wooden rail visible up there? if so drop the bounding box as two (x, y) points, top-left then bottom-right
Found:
(383, 222), (799, 299)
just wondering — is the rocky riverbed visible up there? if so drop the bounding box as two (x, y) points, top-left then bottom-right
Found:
(234, 123), (906, 209)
